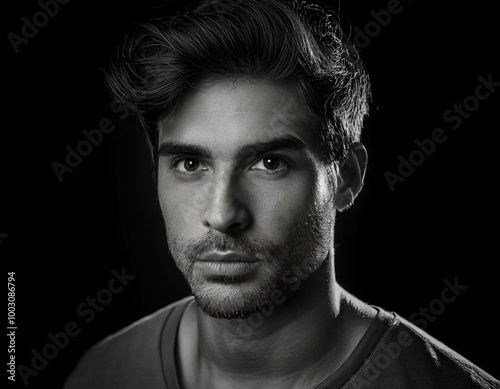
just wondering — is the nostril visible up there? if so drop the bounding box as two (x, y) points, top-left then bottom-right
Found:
(202, 205), (250, 233)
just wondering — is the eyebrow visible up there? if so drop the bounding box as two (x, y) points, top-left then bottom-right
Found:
(157, 134), (308, 160)
(236, 135), (307, 158)
(158, 141), (212, 159)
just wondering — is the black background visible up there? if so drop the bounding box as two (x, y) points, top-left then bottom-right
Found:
(2, 0), (499, 387)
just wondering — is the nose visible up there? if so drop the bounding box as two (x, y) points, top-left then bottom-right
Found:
(201, 173), (251, 234)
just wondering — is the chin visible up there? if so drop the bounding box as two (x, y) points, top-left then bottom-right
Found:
(190, 276), (281, 320)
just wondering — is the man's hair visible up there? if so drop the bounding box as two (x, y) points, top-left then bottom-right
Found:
(104, 0), (371, 174)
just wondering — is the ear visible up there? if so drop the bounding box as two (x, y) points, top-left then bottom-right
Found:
(334, 143), (368, 211)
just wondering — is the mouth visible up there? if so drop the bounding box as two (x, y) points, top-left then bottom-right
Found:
(195, 251), (262, 277)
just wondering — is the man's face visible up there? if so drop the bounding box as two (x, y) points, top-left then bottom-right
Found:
(157, 79), (337, 319)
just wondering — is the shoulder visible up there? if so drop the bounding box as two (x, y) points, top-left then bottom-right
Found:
(396, 314), (498, 387)
(63, 296), (193, 389)
(348, 307), (499, 389)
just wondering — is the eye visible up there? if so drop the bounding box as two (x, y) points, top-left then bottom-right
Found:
(172, 158), (208, 174)
(251, 156), (288, 172)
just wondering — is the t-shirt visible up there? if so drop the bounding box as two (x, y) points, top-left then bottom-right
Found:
(64, 296), (499, 389)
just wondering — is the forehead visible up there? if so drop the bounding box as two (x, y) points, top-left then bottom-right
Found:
(158, 79), (321, 155)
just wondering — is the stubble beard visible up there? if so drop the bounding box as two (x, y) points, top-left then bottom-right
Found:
(167, 201), (335, 320)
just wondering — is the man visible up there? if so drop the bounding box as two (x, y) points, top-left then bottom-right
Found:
(64, 0), (499, 388)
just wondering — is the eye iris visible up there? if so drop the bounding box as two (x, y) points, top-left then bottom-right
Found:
(184, 159), (199, 172)
(263, 157), (280, 170)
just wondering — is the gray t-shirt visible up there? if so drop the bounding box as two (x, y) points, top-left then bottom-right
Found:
(64, 296), (499, 388)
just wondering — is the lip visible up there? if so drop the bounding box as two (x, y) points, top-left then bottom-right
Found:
(196, 251), (261, 277)
(199, 251), (260, 262)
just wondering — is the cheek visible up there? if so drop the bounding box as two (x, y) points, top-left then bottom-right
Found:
(250, 173), (317, 240)
(157, 175), (205, 239)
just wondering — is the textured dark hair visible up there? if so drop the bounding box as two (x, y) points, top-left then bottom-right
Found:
(104, 0), (371, 175)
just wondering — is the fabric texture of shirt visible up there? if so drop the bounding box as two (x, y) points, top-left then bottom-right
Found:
(64, 296), (499, 389)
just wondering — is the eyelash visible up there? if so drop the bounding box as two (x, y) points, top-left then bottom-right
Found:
(170, 155), (290, 176)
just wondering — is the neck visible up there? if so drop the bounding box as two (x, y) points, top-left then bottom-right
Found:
(186, 255), (358, 381)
